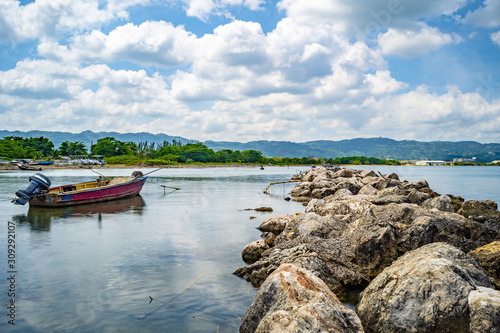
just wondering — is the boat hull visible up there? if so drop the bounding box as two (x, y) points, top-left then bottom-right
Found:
(29, 177), (147, 207)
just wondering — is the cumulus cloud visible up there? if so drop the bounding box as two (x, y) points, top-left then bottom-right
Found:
(0, 0), (149, 42)
(277, 0), (468, 35)
(464, 0), (500, 28)
(38, 21), (197, 67)
(492, 31), (500, 46)
(378, 23), (458, 58)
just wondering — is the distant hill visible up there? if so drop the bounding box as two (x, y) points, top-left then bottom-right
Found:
(0, 130), (196, 150)
(1, 130), (499, 162)
(204, 138), (500, 162)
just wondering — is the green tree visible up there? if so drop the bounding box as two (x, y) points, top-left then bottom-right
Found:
(91, 137), (133, 157)
(59, 141), (87, 156)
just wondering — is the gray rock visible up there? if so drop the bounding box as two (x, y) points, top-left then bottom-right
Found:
(407, 189), (432, 205)
(387, 172), (400, 180)
(311, 187), (337, 199)
(240, 263), (364, 333)
(255, 206), (273, 212)
(422, 195), (456, 212)
(330, 188), (353, 200)
(241, 240), (269, 264)
(458, 200), (500, 222)
(356, 243), (494, 333)
(258, 214), (293, 235)
(370, 194), (409, 205)
(359, 184), (378, 196)
(360, 170), (378, 178)
(334, 168), (355, 178)
(468, 287), (500, 333)
(235, 244), (337, 291)
(290, 182), (311, 196)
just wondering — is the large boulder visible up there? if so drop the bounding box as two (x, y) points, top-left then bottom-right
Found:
(240, 263), (364, 333)
(468, 241), (500, 289)
(406, 189), (432, 205)
(458, 199), (500, 222)
(356, 243), (494, 333)
(468, 287), (500, 333)
(422, 195), (455, 212)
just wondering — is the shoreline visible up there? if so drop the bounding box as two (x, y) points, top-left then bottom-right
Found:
(1, 162), (498, 171)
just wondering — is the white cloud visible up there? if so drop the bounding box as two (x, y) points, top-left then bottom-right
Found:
(492, 31), (500, 46)
(464, 0), (500, 28)
(38, 21), (197, 67)
(364, 70), (408, 95)
(378, 23), (457, 58)
(277, 0), (468, 35)
(0, 0), (149, 42)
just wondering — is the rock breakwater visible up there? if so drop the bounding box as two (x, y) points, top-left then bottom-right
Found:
(236, 166), (500, 332)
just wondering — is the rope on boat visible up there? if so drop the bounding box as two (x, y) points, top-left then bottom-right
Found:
(79, 165), (111, 180)
(142, 167), (164, 176)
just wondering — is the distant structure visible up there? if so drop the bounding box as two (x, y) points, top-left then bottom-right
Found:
(416, 160), (447, 166)
(490, 160), (500, 164)
(453, 157), (477, 163)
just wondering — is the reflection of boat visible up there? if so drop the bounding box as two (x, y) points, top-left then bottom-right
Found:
(30, 195), (145, 217)
(13, 196), (145, 230)
(14, 172), (148, 207)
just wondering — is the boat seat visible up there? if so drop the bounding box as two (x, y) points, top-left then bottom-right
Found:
(108, 177), (133, 185)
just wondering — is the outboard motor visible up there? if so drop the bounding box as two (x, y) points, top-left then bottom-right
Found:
(13, 173), (51, 205)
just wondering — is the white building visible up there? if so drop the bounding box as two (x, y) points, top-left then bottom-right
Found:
(416, 160), (447, 166)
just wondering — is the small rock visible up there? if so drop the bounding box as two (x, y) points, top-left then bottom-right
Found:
(255, 207), (273, 212)
(241, 240), (269, 264)
(258, 214), (292, 234)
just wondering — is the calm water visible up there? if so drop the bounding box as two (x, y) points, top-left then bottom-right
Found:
(0, 166), (499, 332)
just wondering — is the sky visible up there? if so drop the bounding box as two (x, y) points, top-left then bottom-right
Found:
(0, 0), (499, 143)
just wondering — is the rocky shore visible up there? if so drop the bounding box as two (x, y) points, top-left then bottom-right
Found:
(235, 166), (500, 332)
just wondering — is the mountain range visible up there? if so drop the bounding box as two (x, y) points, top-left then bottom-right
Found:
(2, 130), (500, 162)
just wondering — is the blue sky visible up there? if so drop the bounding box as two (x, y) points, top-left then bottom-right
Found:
(0, 0), (499, 143)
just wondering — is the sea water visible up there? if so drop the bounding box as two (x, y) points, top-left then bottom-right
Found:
(0, 166), (498, 332)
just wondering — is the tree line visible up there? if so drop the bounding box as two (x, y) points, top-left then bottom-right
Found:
(0, 136), (401, 166)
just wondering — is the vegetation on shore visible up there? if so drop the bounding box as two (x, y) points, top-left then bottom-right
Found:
(0, 135), (424, 166)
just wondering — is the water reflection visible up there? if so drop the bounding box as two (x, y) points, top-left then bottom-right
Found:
(12, 195), (145, 230)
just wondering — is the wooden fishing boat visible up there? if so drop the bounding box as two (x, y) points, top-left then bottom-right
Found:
(28, 175), (148, 207)
(17, 163), (42, 171)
